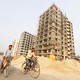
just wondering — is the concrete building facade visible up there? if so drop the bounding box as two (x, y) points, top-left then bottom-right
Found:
(36, 4), (75, 58)
(12, 39), (19, 56)
(18, 32), (36, 55)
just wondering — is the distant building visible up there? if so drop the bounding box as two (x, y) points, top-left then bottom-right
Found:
(18, 32), (36, 55)
(36, 4), (75, 58)
(12, 39), (19, 56)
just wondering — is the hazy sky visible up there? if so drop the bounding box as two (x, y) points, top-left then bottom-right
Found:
(0, 0), (80, 55)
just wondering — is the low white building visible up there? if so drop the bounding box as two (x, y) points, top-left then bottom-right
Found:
(12, 39), (19, 56)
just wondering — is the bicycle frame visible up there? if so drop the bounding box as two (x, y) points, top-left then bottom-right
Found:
(3, 59), (8, 68)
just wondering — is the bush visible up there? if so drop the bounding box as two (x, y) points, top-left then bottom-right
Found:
(0, 52), (4, 55)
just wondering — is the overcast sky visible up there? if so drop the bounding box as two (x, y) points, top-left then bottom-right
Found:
(0, 0), (80, 55)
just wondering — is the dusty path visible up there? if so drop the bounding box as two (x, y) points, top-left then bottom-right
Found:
(0, 56), (80, 80)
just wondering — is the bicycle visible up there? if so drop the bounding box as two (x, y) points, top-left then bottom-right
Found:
(21, 57), (40, 79)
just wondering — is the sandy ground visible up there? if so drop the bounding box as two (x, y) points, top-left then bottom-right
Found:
(0, 56), (80, 80)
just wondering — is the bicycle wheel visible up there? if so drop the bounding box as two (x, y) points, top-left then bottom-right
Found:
(30, 63), (40, 79)
(21, 62), (28, 74)
(4, 65), (10, 78)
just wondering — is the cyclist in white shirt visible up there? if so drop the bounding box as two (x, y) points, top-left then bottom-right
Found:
(0, 45), (13, 73)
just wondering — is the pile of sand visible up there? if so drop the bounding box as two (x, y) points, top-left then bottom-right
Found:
(12, 56), (25, 68)
(13, 56), (80, 74)
(1, 55), (80, 73)
(1, 55), (80, 80)
(0, 56), (2, 60)
(38, 56), (80, 73)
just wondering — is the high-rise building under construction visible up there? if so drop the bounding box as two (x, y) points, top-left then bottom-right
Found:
(36, 4), (75, 58)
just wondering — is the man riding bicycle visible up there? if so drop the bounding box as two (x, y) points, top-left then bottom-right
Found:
(0, 45), (13, 73)
(24, 48), (37, 69)
(22, 48), (40, 78)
